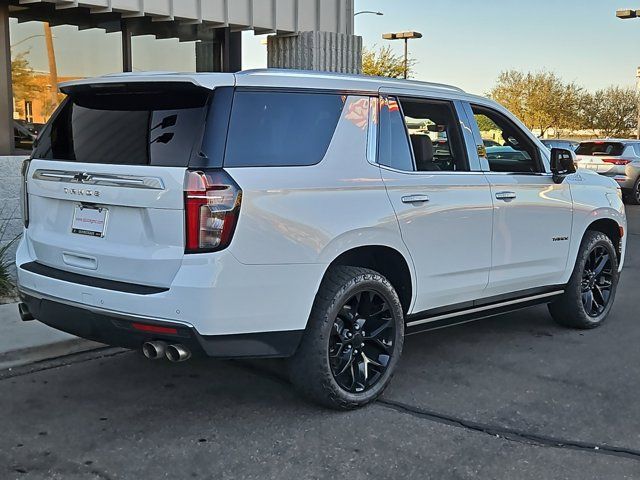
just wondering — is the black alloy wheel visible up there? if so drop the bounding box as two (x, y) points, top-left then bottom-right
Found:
(548, 231), (619, 329)
(329, 290), (395, 393)
(580, 245), (613, 317)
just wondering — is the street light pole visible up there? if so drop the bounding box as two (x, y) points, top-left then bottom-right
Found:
(636, 67), (640, 140)
(615, 9), (640, 138)
(382, 31), (422, 79)
(403, 38), (409, 80)
(43, 23), (58, 114)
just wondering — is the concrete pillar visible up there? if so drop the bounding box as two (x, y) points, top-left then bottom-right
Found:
(267, 31), (362, 74)
(196, 27), (242, 73)
(122, 20), (133, 72)
(0, 3), (14, 156)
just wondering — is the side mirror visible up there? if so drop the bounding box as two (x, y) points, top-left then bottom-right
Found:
(550, 148), (577, 184)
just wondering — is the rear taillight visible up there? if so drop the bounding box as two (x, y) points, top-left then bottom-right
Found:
(184, 170), (242, 253)
(20, 159), (30, 228)
(602, 158), (632, 165)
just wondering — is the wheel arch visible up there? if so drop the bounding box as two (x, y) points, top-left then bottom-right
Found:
(585, 217), (623, 262)
(323, 245), (414, 314)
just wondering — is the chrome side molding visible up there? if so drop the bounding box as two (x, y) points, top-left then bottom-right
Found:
(33, 169), (165, 190)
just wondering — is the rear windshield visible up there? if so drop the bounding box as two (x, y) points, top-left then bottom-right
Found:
(223, 91), (345, 167)
(32, 83), (211, 166)
(575, 142), (624, 156)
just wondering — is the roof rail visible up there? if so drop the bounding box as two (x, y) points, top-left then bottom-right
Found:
(238, 69), (465, 93)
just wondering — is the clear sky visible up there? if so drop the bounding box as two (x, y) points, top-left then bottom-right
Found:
(246, 0), (640, 95)
(357, 0), (640, 94)
(10, 0), (640, 96)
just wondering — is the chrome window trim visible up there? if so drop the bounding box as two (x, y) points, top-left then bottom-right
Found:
(33, 170), (166, 190)
(377, 163), (486, 176)
(482, 171), (554, 177)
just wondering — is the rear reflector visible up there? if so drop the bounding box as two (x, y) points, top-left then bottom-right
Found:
(132, 323), (178, 335)
(184, 170), (242, 253)
(20, 159), (30, 228)
(602, 158), (632, 165)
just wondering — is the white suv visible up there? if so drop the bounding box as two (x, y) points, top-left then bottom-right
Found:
(16, 70), (627, 409)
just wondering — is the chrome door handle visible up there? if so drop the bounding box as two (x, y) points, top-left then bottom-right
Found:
(402, 194), (430, 204)
(495, 191), (517, 201)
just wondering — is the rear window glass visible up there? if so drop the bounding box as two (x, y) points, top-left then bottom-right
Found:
(575, 142), (624, 156)
(224, 91), (345, 167)
(32, 83), (210, 166)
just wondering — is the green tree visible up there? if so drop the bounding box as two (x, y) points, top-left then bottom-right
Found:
(489, 70), (582, 136)
(10, 52), (39, 117)
(580, 86), (639, 138)
(362, 45), (416, 79)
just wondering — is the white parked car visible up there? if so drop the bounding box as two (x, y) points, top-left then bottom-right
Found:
(17, 70), (627, 409)
(575, 140), (640, 204)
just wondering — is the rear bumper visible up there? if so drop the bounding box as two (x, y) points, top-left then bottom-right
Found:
(599, 166), (639, 189)
(19, 289), (303, 358)
(614, 176), (637, 190)
(16, 235), (326, 337)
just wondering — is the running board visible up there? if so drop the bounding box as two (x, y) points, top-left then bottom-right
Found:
(405, 288), (564, 335)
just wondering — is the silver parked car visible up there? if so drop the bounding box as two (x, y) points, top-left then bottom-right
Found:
(541, 139), (579, 151)
(575, 140), (640, 204)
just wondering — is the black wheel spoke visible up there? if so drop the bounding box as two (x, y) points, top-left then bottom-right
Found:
(335, 354), (355, 377)
(593, 253), (610, 276)
(354, 359), (368, 392)
(365, 337), (392, 355)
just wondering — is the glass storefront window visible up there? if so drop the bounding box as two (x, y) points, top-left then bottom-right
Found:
(10, 19), (122, 151)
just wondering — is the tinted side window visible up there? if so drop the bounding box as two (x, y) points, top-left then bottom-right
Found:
(378, 97), (414, 171)
(472, 105), (542, 174)
(224, 91), (344, 167)
(633, 144), (640, 156)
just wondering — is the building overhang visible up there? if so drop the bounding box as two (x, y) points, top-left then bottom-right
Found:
(6, 0), (354, 40)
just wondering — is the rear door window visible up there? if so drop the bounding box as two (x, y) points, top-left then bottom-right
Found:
(378, 97), (415, 171)
(32, 83), (211, 167)
(400, 97), (469, 172)
(224, 91), (345, 167)
(575, 142), (625, 157)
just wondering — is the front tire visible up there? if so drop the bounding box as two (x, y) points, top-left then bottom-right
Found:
(548, 231), (619, 329)
(289, 266), (404, 410)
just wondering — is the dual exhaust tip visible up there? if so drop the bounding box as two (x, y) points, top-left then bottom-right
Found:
(142, 341), (191, 362)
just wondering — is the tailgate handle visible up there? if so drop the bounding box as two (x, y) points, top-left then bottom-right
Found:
(62, 252), (98, 270)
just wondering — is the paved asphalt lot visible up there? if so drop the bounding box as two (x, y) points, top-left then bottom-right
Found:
(1, 207), (640, 480)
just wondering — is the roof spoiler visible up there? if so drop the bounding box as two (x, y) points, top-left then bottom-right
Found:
(59, 73), (236, 94)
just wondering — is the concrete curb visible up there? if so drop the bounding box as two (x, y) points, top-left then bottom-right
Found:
(0, 338), (102, 371)
(0, 302), (102, 370)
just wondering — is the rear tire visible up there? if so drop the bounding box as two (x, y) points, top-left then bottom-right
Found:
(289, 266), (404, 410)
(548, 231), (619, 329)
